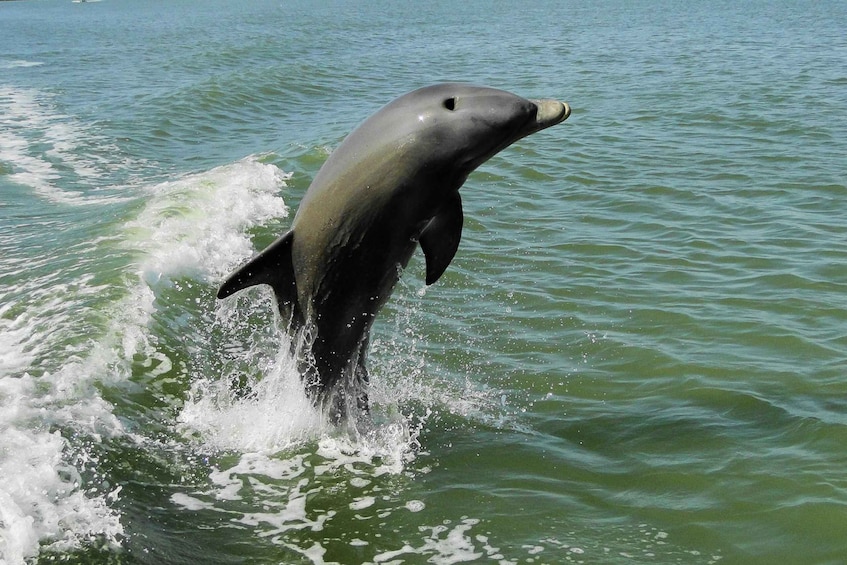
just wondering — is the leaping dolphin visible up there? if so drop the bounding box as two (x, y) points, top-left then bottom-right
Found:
(217, 83), (570, 422)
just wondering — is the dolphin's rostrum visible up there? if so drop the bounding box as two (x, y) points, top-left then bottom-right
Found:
(218, 84), (570, 423)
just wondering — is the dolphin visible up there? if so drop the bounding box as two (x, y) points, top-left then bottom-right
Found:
(217, 83), (570, 422)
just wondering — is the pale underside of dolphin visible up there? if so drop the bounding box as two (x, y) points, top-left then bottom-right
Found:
(217, 83), (571, 423)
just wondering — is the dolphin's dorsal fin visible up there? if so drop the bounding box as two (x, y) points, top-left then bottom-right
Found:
(419, 192), (463, 285)
(217, 231), (300, 322)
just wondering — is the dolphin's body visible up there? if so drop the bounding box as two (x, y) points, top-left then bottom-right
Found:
(218, 84), (570, 421)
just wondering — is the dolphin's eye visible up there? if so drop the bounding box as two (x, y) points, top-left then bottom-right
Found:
(443, 97), (457, 111)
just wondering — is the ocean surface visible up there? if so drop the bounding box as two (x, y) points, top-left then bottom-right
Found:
(2, 0), (846, 563)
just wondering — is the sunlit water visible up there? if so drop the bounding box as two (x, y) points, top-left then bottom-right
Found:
(1, 0), (846, 563)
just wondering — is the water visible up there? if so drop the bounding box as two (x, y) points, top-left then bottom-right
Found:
(2, 0), (846, 563)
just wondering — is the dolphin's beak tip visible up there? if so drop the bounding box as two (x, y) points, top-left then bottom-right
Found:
(531, 98), (571, 130)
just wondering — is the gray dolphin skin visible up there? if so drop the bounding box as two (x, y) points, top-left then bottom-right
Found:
(217, 83), (570, 422)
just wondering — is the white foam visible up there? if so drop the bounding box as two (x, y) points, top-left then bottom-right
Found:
(169, 493), (216, 512)
(372, 518), (492, 564)
(0, 372), (124, 564)
(405, 500), (426, 512)
(349, 496), (376, 510)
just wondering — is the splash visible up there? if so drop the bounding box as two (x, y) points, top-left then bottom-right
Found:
(176, 294), (428, 468)
(178, 340), (326, 454)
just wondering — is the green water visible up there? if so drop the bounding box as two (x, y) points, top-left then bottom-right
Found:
(1, 0), (846, 563)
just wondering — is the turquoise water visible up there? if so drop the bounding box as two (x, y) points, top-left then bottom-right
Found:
(2, 0), (846, 563)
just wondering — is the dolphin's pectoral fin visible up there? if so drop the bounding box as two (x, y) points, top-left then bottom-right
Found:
(419, 191), (464, 285)
(217, 230), (300, 321)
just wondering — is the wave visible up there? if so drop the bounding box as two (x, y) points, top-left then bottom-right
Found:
(0, 156), (289, 562)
